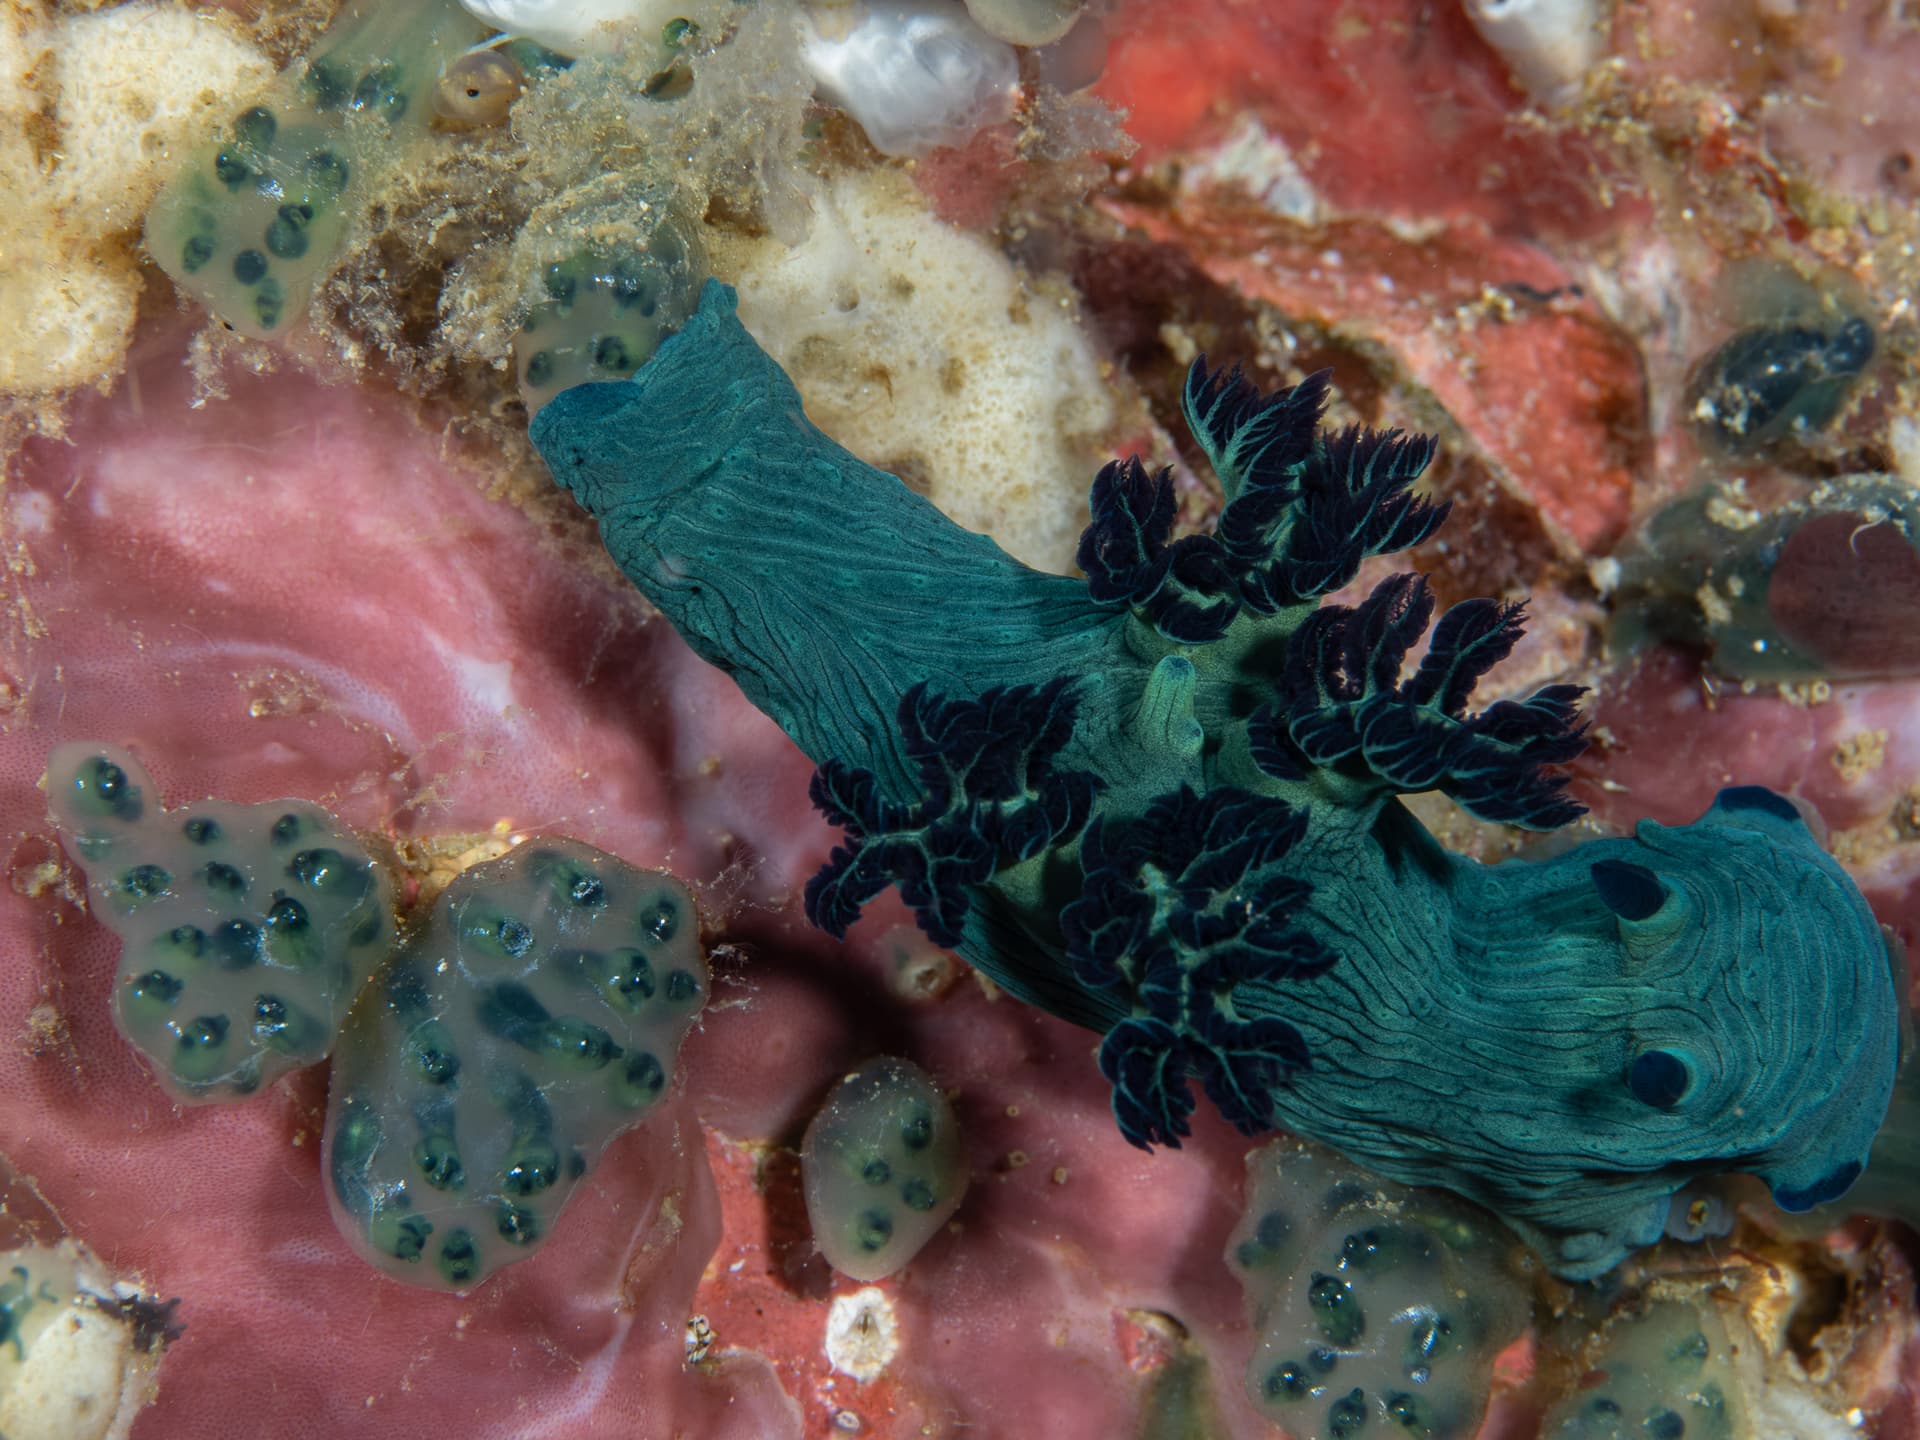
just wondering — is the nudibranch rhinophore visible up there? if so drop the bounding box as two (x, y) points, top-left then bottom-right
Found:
(530, 281), (1900, 1279)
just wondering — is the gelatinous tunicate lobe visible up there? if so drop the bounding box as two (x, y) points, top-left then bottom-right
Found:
(322, 840), (708, 1290)
(1608, 474), (1920, 682)
(47, 743), (394, 1103)
(1539, 1299), (1745, 1439)
(143, 0), (490, 339)
(1687, 314), (1874, 455)
(1228, 1138), (1530, 1440)
(513, 194), (707, 418)
(802, 1056), (966, 1281)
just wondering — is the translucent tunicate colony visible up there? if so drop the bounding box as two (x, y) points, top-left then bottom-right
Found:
(1226, 1139), (1530, 1440)
(801, 1056), (967, 1281)
(1687, 314), (1874, 456)
(1540, 1300), (1747, 1439)
(324, 840), (708, 1290)
(513, 198), (707, 416)
(143, 0), (488, 339)
(1609, 473), (1920, 682)
(46, 743), (394, 1103)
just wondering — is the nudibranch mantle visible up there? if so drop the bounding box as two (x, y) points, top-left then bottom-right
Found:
(531, 281), (1899, 1279)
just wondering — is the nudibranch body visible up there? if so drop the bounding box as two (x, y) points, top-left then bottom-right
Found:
(531, 281), (1900, 1279)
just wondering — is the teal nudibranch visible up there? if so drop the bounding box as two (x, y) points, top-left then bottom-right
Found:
(530, 280), (1899, 1280)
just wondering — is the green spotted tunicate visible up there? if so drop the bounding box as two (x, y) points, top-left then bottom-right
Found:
(141, 0), (489, 339)
(801, 1055), (967, 1282)
(511, 191), (707, 418)
(47, 743), (395, 1103)
(1228, 1138), (1531, 1440)
(322, 840), (708, 1291)
(1539, 1299), (1744, 1439)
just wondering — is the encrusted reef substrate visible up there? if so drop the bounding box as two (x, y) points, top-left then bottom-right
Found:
(532, 279), (1901, 1281)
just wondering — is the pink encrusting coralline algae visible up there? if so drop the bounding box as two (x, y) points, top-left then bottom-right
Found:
(2, 1), (1918, 1438)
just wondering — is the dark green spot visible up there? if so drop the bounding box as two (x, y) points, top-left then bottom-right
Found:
(540, 1016), (619, 1071)
(542, 264), (575, 306)
(493, 916), (533, 959)
(234, 105), (276, 147)
(414, 1134), (464, 1190)
(502, 1142), (559, 1195)
(288, 848), (371, 900)
(900, 1110), (933, 1152)
(213, 150), (249, 187)
(603, 948), (655, 1010)
(524, 350), (554, 388)
(120, 864), (172, 900)
(304, 148), (349, 200)
(252, 993), (311, 1052)
(211, 919), (262, 969)
(349, 907), (383, 948)
(267, 894), (309, 932)
(438, 1229), (478, 1286)
(1384, 1391), (1427, 1431)
(232, 249), (267, 285)
(1255, 1209), (1290, 1250)
(72, 755), (140, 822)
(1647, 1410), (1685, 1440)
(349, 63), (408, 122)
(665, 968), (700, 1004)
(253, 277), (285, 331)
(1405, 1312), (1452, 1366)
(591, 334), (633, 373)
(403, 1021), (461, 1085)
(496, 1202), (539, 1246)
(270, 813), (304, 845)
(154, 925), (206, 964)
(861, 1157), (891, 1185)
(1328, 1388), (1367, 1438)
(1308, 1272), (1365, 1347)
(900, 1177), (936, 1212)
(181, 233), (215, 274)
(264, 215), (308, 260)
(304, 56), (350, 111)
(604, 259), (659, 316)
(642, 897), (678, 942)
(613, 1050), (664, 1107)
(201, 861), (246, 895)
(569, 874), (605, 906)
(173, 1014), (230, 1077)
(127, 969), (183, 1010)
(387, 1214), (432, 1263)
(1263, 1362), (1310, 1404)
(182, 816), (219, 844)
(1669, 1331), (1710, 1370)
(854, 1208), (892, 1252)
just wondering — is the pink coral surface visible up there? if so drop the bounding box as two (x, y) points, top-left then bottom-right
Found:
(5, 0), (1920, 1435)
